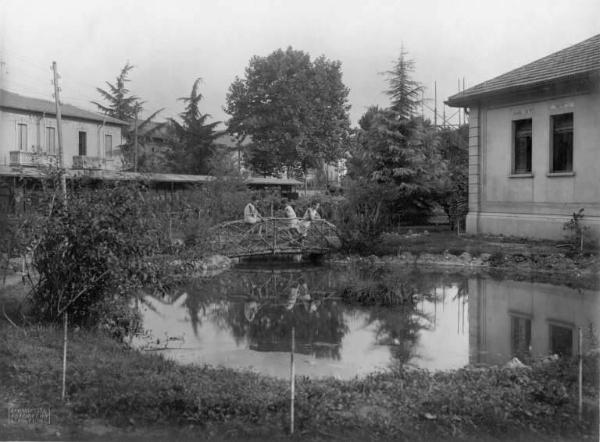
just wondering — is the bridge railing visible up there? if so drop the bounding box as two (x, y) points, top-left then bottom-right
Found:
(208, 217), (340, 257)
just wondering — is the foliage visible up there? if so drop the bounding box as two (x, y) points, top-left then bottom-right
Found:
(331, 178), (399, 252)
(92, 63), (139, 121)
(563, 208), (592, 253)
(224, 47), (351, 177)
(167, 78), (222, 175)
(92, 63), (165, 170)
(341, 280), (416, 306)
(384, 48), (423, 119)
(436, 125), (469, 229)
(171, 176), (252, 248)
(29, 179), (167, 338)
(2, 325), (597, 440)
(347, 80), (447, 230)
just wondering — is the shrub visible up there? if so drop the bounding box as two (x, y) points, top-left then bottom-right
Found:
(29, 180), (166, 338)
(563, 208), (594, 254)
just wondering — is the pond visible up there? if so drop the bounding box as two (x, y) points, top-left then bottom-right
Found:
(134, 263), (598, 379)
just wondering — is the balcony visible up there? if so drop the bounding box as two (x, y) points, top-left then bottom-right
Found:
(9, 151), (58, 167)
(72, 156), (114, 170)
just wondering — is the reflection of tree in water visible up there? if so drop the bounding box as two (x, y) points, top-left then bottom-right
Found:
(156, 265), (470, 366)
(225, 299), (348, 359)
(359, 269), (470, 368)
(367, 305), (428, 368)
(169, 268), (348, 359)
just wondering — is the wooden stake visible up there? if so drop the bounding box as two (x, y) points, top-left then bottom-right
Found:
(290, 326), (295, 435)
(578, 327), (583, 421)
(134, 107), (139, 172)
(61, 312), (68, 401)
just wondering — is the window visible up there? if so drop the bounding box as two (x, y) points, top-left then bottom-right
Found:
(510, 315), (531, 360)
(46, 127), (56, 154)
(104, 134), (113, 158)
(549, 324), (573, 357)
(17, 123), (27, 150)
(551, 113), (573, 172)
(513, 119), (532, 174)
(78, 131), (87, 156)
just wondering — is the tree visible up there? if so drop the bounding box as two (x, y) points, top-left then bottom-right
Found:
(347, 48), (447, 226)
(224, 47), (351, 177)
(93, 63), (164, 171)
(92, 63), (139, 121)
(167, 78), (222, 174)
(29, 179), (166, 339)
(436, 125), (469, 229)
(384, 48), (423, 120)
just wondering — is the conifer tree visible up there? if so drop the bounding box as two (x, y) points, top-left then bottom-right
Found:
(167, 78), (222, 174)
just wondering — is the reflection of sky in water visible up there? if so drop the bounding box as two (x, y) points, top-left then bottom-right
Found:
(134, 268), (598, 379)
(412, 286), (469, 370)
(135, 298), (394, 379)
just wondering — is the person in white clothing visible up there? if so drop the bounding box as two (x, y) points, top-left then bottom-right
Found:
(244, 196), (263, 224)
(282, 198), (304, 238)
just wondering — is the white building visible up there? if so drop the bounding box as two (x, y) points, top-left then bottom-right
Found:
(0, 88), (127, 171)
(447, 34), (600, 239)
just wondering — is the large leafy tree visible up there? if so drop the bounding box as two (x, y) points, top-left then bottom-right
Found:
(93, 63), (163, 170)
(167, 78), (222, 175)
(224, 47), (351, 177)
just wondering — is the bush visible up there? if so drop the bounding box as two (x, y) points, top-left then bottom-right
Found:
(329, 179), (396, 253)
(29, 180), (166, 338)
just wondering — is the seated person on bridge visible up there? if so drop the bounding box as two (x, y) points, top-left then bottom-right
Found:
(244, 196), (264, 232)
(301, 201), (321, 233)
(303, 201), (321, 221)
(282, 199), (306, 239)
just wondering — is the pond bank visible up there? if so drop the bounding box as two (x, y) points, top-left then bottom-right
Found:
(330, 231), (599, 289)
(0, 325), (597, 441)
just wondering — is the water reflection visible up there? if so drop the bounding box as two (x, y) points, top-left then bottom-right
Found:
(468, 278), (598, 365)
(135, 266), (598, 379)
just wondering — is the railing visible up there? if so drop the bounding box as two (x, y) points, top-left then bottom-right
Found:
(208, 218), (341, 258)
(72, 156), (114, 170)
(9, 151), (58, 167)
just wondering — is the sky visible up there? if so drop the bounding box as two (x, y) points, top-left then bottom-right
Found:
(1, 0), (599, 128)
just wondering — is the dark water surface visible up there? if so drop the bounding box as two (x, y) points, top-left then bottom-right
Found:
(134, 264), (598, 379)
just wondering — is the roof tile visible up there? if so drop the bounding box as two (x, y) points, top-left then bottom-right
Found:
(447, 34), (600, 105)
(0, 89), (128, 125)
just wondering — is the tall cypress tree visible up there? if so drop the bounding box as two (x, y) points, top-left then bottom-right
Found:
(384, 48), (423, 121)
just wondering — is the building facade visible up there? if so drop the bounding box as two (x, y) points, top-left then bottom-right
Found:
(447, 34), (600, 239)
(0, 89), (126, 171)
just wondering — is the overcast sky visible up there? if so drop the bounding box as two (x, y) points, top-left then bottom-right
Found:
(1, 0), (599, 127)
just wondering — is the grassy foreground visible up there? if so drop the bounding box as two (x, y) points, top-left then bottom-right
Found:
(1, 324), (598, 441)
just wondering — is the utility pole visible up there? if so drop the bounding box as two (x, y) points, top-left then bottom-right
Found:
(52, 61), (68, 402)
(134, 106), (139, 172)
(434, 81), (437, 129)
(52, 61), (66, 198)
(458, 79), (462, 127)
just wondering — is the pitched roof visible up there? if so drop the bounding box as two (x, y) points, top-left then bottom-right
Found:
(447, 34), (600, 106)
(0, 165), (214, 183)
(245, 176), (302, 186)
(0, 89), (128, 125)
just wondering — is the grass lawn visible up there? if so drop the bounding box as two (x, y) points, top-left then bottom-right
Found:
(0, 324), (597, 441)
(375, 229), (598, 257)
(0, 230), (598, 440)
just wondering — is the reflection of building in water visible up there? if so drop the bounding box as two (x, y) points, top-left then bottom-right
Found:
(469, 278), (598, 365)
